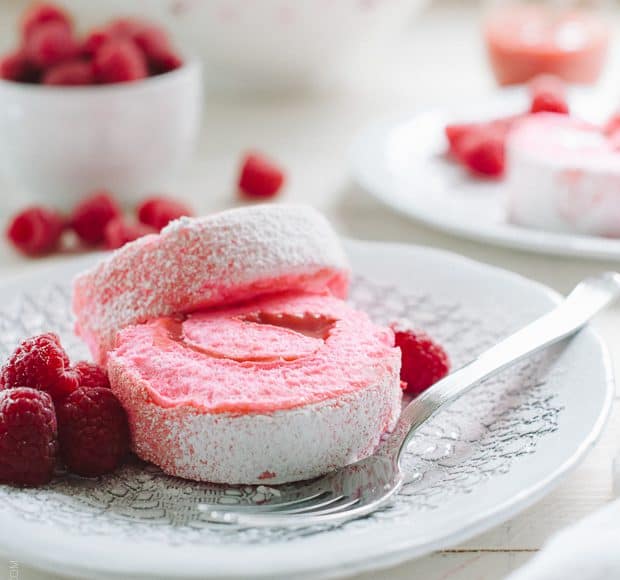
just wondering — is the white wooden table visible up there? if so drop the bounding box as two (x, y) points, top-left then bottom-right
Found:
(1, 1), (619, 578)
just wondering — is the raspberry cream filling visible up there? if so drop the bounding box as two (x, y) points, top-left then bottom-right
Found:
(108, 291), (402, 484)
(506, 113), (620, 236)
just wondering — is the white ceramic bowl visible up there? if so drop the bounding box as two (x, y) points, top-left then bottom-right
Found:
(0, 60), (202, 210)
(61, 0), (428, 91)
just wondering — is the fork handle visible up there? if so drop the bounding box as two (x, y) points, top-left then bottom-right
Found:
(388, 271), (620, 457)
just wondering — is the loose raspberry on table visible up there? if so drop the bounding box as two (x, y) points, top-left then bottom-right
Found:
(43, 59), (94, 85)
(93, 39), (148, 84)
(24, 20), (78, 69)
(57, 387), (130, 477)
(393, 328), (450, 396)
(73, 361), (110, 390)
(6, 206), (64, 256)
(69, 191), (122, 246)
(21, 3), (72, 40)
(0, 333), (79, 402)
(104, 217), (155, 250)
(0, 50), (38, 83)
(0, 388), (58, 486)
(238, 152), (286, 198)
(137, 196), (193, 231)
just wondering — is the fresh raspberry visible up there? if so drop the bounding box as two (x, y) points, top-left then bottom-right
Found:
(24, 20), (78, 69)
(393, 329), (450, 396)
(445, 123), (477, 158)
(57, 387), (130, 477)
(529, 75), (569, 114)
(43, 59), (94, 85)
(73, 361), (110, 390)
(81, 28), (113, 57)
(137, 196), (193, 231)
(133, 26), (183, 74)
(6, 206), (64, 256)
(0, 333), (79, 402)
(69, 191), (122, 246)
(0, 50), (39, 83)
(105, 17), (150, 39)
(93, 39), (148, 84)
(458, 126), (506, 178)
(530, 93), (569, 115)
(0, 388), (57, 486)
(104, 217), (155, 250)
(446, 115), (521, 162)
(21, 3), (72, 40)
(238, 152), (286, 198)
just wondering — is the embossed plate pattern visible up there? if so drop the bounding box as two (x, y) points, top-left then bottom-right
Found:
(0, 240), (613, 579)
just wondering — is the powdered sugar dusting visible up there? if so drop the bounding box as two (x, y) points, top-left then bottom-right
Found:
(72, 205), (350, 364)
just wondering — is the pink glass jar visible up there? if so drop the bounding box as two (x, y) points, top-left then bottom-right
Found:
(484, 1), (610, 85)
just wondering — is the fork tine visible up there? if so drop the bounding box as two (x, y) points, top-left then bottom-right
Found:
(204, 489), (333, 513)
(277, 494), (346, 514)
(203, 498), (369, 528)
(292, 496), (361, 516)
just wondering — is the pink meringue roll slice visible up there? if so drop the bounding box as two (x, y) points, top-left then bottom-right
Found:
(108, 291), (402, 484)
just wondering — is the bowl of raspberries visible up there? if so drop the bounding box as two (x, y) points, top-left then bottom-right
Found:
(0, 3), (203, 210)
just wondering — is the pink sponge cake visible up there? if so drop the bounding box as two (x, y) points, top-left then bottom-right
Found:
(108, 291), (402, 484)
(506, 113), (620, 237)
(73, 205), (350, 364)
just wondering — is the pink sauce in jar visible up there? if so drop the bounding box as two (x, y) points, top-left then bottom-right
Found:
(484, 4), (609, 85)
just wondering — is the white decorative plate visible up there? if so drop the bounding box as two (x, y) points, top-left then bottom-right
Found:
(0, 240), (613, 579)
(350, 88), (620, 260)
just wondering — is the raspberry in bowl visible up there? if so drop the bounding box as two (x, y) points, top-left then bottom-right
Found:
(0, 4), (202, 211)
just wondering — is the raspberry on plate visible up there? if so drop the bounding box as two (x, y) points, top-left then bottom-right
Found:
(69, 191), (122, 246)
(93, 39), (148, 84)
(24, 20), (78, 69)
(6, 206), (64, 256)
(43, 59), (94, 85)
(137, 196), (193, 231)
(238, 152), (286, 198)
(21, 3), (72, 40)
(529, 74), (569, 115)
(0, 333), (79, 402)
(0, 387), (58, 486)
(393, 328), (450, 396)
(458, 126), (506, 178)
(104, 217), (155, 250)
(57, 387), (130, 477)
(73, 361), (110, 390)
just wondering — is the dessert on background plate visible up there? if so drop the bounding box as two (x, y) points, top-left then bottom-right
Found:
(443, 75), (620, 239)
(506, 113), (620, 237)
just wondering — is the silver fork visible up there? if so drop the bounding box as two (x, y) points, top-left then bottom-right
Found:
(203, 272), (620, 527)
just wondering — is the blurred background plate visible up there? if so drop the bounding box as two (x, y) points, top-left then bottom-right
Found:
(350, 87), (620, 261)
